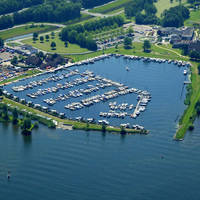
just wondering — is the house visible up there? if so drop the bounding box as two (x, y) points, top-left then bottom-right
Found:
(188, 40), (200, 52)
(170, 34), (182, 44)
(181, 27), (194, 40)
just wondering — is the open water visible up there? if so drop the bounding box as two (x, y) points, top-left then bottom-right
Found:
(1, 57), (199, 200)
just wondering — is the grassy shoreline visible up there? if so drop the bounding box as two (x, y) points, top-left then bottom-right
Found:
(175, 61), (200, 140)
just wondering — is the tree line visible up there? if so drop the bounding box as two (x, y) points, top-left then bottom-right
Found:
(0, 0), (44, 16)
(0, 1), (81, 30)
(60, 16), (124, 51)
(125, 0), (159, 25)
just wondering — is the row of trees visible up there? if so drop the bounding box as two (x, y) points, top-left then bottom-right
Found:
(0, 0), (44, 15)
(161, 5), (190, 27)
(60, 16), (124, 51)
(0, 1), (81, 30)
(0, 101), (34, 135)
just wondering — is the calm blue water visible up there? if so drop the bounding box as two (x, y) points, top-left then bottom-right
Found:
(1, 57), (198, 200)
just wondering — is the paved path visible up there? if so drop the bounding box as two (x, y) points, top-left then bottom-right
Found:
(155, 44), (188, 59)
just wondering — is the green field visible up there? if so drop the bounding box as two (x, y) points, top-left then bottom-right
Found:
(155, 0), (187, 17)
(22, 33), (89, 54)
(0, 24), (59, 40)
(89, 0), (132, 14)
(185, 9), (200, 26)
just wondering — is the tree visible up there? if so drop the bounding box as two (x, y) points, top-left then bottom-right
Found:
(51, 32), (55, 39)
(64, 41), (68, 47)
(120, 126), (126, 134)
(22, 118), (31, 130)
(124, 37), (132, 49)
(190, 50), (200, 60)
(40, 36), (44, 43)
(128, 27), (134, 36)
(143, 40), (151, 52)
(33, 32), (38, 39)
(11, 56), (18, 65)
(0, 38), (4, 48)
(170, 0), (173, 3)
(32, 36), (37, 43)
(12, 108), (18, 125)
(45, 35), (49, 41)
(102, 124), (106, 133)
(198, 64), (200, 75)
(51, 41), (56, 50)
(0, 88), (3, 96)
(2, 104), (9, 120)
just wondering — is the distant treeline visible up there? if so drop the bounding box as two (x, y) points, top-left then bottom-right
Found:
(60, 16), (124, 51)
(125, 0), (159, 25)
(161, 5), (190, 27)
(0, 0), (44, 16)
(71, 0), (114, 8)
(0, 1), (81, 30)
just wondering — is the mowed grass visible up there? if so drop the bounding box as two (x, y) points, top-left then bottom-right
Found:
(155, 0), (187, 17)
(0, 24), (59, 40)
(22, 33), (89, 54)
(185, 9), (200, 26)
(89, 0), (132, 14)
(69, 42), (187, 62)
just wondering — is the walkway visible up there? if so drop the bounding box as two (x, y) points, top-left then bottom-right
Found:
(155, 44), (188, 59)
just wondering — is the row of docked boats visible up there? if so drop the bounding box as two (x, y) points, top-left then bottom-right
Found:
(116, 54), (191, 67)
(12, 69), (80, 92)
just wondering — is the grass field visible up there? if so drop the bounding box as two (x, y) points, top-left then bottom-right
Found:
(22, 33), (89, 54)
(0, 24), (59, 40)
(89, 0), (132, 14)
(185, 9), (200, 26)
(155, 0), (187, 17)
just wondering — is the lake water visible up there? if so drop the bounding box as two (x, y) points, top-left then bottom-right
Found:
(1, 57), (199, 200)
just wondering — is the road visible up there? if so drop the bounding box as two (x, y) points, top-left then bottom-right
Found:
(0, 22), (65, 33)
(81, 9), (124, 18)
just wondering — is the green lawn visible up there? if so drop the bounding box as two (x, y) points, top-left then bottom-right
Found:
(0, 24), (59, 40)
(155, 0), (187, 17)
(89, 0), (132, 14)
(185, 9), (200, 26)
(22, 33), (89, 54)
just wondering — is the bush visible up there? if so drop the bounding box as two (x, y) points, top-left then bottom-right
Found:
(188, 124), (194, 131)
